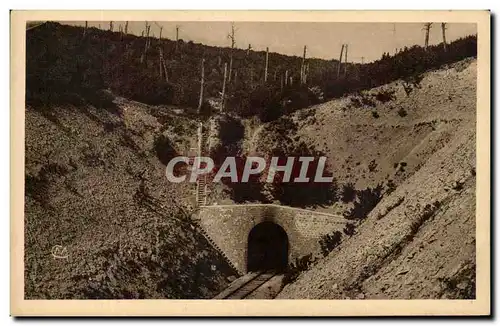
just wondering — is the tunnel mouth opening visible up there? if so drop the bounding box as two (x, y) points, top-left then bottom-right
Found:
(247, 221), (288, 272)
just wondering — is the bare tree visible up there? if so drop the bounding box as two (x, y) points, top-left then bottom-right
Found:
(441, 23), (448, 52)
(264, 47), (269, 83)
(247, 44), (252, 56)
(175, 25), (180, 53)
(344, 44), (349, 77)
(249, 67), (254, 89)
(337, 44), (345, 78)
(159, 48), (168, 82)
(198, 58), (205, 113)
(124, 21), (128, 34)
(221, 63), (227, 112)
(83, 21), (88, 37)
(303, 63), (309, 84)
(141, 22), (152, 64)
(145, 22), (151, 49)
(227, 23), (236, 83)
(301, 45), (307, 84)
(424, 23), (433, 50)
(109, 21), (114, 32)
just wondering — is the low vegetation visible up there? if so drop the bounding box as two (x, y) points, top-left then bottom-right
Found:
(344, 183), (384, 220)
(319, 231), (343, 257)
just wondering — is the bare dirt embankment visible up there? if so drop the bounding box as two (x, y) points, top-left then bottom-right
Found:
(276, 58), (476, 299)
(25, 98), (238, 299)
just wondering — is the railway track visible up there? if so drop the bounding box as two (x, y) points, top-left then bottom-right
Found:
(214, 271), (283, 299)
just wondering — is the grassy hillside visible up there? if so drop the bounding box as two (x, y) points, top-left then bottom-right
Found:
(276, 58), (476, 299)
(25, 97), (239, 299)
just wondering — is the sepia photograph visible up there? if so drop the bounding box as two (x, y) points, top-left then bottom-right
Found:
(10, 10), (490, 316)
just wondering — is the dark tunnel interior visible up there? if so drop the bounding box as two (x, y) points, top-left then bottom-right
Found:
(247, 221), (289, 272)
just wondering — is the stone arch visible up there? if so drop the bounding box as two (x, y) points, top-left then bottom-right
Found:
(247, 221), (289, 272)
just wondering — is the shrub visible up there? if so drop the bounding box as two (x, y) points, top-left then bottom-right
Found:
(344, 183), (384, 220)
(319, 231), (342, 257)
(153, 135), (178, 166)
(398, 108), (408, 117)
(374, 89), (396, 103)
(267, 145), (339, 207)
(283, 254), (314, 285)
(85, 89), (116, 110)
(297, 108), (315, 121)
(343, 222), (356, 236)
(398, 161), (407, 172)
(385, 179), (396, 195)
(349, 96), (363, 108)
(361, 94), (377, 107)
(371, 111), (380, 119)
(341, 182), (356, 203)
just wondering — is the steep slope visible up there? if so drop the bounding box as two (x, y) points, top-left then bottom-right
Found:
(24, 98), (238, 299)
(293, 58), (475, 191)
(277, 58), (476, 299)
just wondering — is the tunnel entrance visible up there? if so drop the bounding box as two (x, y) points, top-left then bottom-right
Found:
(247, 222), (288, 272)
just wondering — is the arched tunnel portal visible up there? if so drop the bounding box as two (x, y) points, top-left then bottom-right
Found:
(247, 221), (288, 272)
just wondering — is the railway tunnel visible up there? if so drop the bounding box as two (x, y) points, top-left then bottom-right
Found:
(196, 204), (348, 274)
(202, 205), (348, 299)
(247, 221), (288, 272)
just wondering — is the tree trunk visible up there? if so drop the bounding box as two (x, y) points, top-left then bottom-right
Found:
(344, 44), (349, 77)
(424, 23), (432, 50)
(228, 53), (233, 84)
(146, 25), (151, 49)
(228, 23), (235, 83)
(264, 47), (269, 83)
(303, 63), (309, 84)
(163, 60), (169, 82)
(175, 26), (180, 55)
(250, 67), (254, 89)
(197, 59), (205, 113)
(337, 44), (344, 78)
(301, 45), (307, 84)
(441, 23), (447, 52)
(221, 63), (227, 112)
(159, 48), (168, 81)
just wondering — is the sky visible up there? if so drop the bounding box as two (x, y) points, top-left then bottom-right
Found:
(65, 21), (477, 63)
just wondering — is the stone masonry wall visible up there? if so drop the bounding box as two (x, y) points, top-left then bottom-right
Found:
(194, 204), (347, 274)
